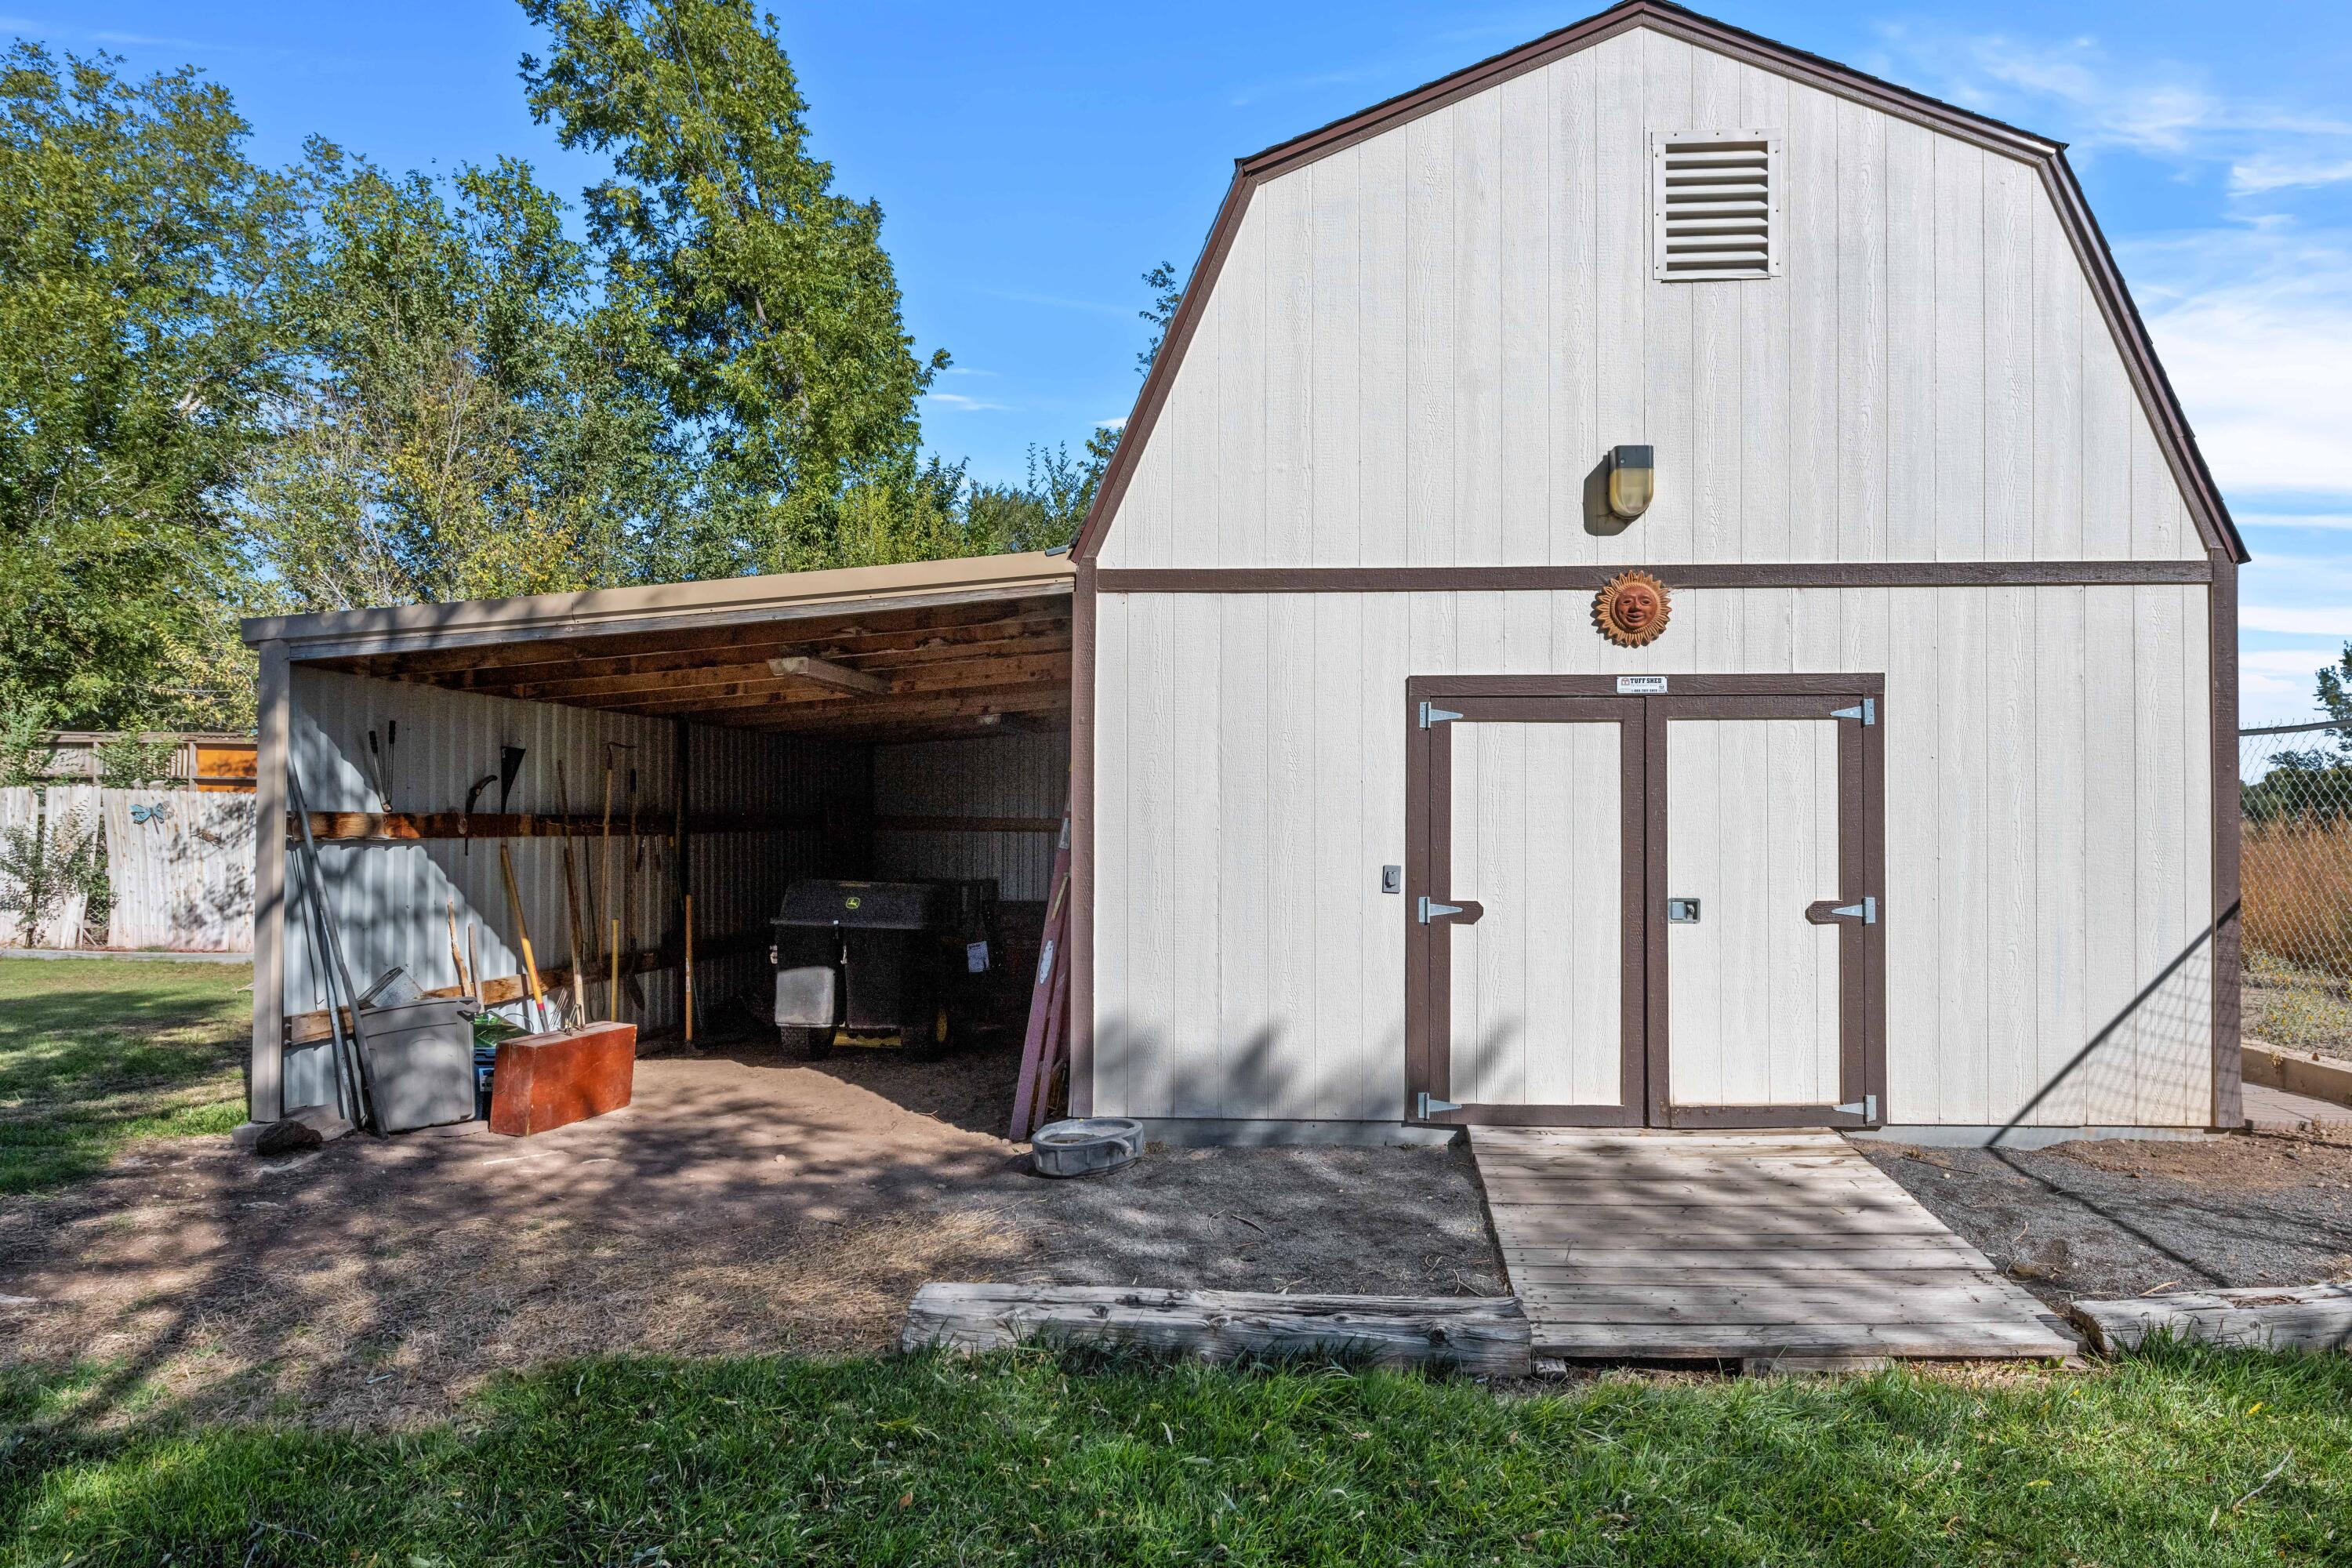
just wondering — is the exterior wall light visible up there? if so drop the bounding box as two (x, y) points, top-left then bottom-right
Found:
(1606, 445), (1655, 521)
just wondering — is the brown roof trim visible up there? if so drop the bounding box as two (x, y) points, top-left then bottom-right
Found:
(1073, 0), (2246, 566)
(239, 551), (1076, 662)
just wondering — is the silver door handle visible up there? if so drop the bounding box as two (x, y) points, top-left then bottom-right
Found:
(1666, 897), (1700, 924)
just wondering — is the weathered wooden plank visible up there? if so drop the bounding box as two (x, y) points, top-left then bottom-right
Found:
(1506, 1246), (1985, 1270)
(1537, 1320), (2074, 1358)
(1475, 1127), (2069, 1362)
(900, 1284), (1531, 1375)
(2069, 1285), (2352, 1355)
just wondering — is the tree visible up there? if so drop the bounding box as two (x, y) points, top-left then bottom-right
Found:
(0, 44), (314, 729)
(238, 154), (677, 610)
(1136, 260), (1184, 377)
(2244, 642), (2352, 826)
(519, 0), (945, 579)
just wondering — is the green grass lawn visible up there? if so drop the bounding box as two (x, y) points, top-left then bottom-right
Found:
(0, 957), (249, 1195)
(2, 1345), (2347, 1565)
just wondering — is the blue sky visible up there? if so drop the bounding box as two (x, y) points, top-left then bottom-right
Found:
(18, 0), (2351, 724)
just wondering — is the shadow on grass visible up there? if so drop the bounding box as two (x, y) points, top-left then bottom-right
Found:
(4, 1342), (2349, 1566)
(0, 961), (249, 1196)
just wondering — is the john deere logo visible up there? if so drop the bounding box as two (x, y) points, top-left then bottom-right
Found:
(844, 896), (862, 909)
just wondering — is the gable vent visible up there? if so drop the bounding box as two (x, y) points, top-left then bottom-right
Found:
(1653, 132), (1780, 281)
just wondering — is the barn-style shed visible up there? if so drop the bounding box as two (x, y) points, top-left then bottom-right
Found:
(1067, 0), (2245, 1142)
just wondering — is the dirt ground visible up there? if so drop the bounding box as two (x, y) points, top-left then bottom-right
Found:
(1864, 1128), (2352, 1305)
(0, 1029), (1497, 1429)
(13, 1015), (2352, 1430)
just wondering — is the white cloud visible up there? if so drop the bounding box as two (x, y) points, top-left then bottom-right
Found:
(1096, 416), (1128, 431)
(2243, 606), (2352, 636)
(1869, 27), (2352, 197)
(2122, 228), (2352, 501)
(2238, 513), (2352, 532)
(923, 391), (1007, 413)
(2232, 156), (2352, 195)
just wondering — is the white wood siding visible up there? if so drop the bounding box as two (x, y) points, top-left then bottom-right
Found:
(1097, 27), (2206, 571)
(1092, 585), (2215, 1127)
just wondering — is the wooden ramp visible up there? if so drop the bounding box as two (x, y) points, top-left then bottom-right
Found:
(1472, 1127), (2078, 1364)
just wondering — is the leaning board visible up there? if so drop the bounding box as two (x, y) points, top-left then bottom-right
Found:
(1472, 1127), (2078, 1362)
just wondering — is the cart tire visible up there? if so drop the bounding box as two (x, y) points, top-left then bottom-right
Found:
(909, 1005), (952, 1062)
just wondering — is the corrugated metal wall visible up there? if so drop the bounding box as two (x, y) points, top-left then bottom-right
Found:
(873, 730), (1068, 901)
(282, 668), (862, 1105)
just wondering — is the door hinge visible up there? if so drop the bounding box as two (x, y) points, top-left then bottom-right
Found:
(1836, 1093), (1878, 1121)
(1829, 895), (1878, 924)
(1418, 701), (1463, 728)
(1417, 896), (1464, 924)
(1831, 698), (1876, 726)
(1416, 1092), (1462, 1119)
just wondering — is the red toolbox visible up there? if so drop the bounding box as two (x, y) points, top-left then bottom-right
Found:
(489, 1023), (637, 1137)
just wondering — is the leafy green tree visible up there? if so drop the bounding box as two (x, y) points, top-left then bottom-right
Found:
(238, 154), (677, 609)
(2244, 643), (2352, 826)
(0, 44), (314, 729)
(519, 0), (945, 579)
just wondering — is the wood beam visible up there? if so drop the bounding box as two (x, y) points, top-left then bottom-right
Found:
(318, 595), (1069, 681)
(768, 654), (890, 695)
(591, 655), (1070, 719)
(463, 626), (1072, 704)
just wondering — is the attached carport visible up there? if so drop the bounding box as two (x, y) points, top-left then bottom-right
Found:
(240, 551), (1074, 1125)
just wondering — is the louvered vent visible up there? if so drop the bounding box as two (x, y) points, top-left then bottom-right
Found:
(1653, 132), (1780, 281)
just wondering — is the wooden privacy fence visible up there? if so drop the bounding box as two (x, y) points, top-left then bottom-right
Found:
(0, 786), (253, 953)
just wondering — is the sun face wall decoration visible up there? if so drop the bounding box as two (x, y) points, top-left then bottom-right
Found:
(1593, 569), (1671, 648)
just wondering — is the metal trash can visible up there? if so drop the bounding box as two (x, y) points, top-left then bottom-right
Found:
(361, 995), (481, 1131)
(770, 880), (958, 1057)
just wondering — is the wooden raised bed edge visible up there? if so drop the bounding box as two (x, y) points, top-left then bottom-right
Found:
(2070, 1283), (2352, 1354)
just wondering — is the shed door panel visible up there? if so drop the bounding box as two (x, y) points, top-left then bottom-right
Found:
(1664, 717), (1843, 1108)
(1448, 720), (1623, 1107)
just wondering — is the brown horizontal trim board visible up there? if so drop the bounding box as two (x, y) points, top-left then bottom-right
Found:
(1096, 561), (2212, 593)
(291, 811), (1062, 844)
(281, 928), (765, 1046)
(1070, 1), (2245, 569)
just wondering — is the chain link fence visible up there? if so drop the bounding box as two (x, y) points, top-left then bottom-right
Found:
(2241, 719), (2352, 1062)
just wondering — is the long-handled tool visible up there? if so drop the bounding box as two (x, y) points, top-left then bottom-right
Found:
(361, 731), (391, 813)
(446, 898), (468, 995)
(499, 842), (548, 1032)
(554, 760), (590, 1029)
(460, 773), (497, 858)
(289, 767), (382, 1131)
(621, 766), (645, 1014)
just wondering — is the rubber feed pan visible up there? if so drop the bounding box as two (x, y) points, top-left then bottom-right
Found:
(1029, 1117), (1143, 1178)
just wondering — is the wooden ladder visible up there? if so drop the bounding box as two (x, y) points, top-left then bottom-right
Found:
(1007, 805), (1073, 1142)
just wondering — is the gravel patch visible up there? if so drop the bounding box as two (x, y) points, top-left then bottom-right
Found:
(1862, 1130), (2352, 1305)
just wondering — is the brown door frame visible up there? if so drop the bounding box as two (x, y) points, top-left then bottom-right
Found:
(1406, 673), (1886, 1131)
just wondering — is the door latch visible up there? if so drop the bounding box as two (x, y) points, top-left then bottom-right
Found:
(1835, 1094), (1878, 1121)
(1831, 698), (1876, 725)
(1417, 896), (1463, 924)
(1667, 897), (1701, 924)
(1416, 1092), (1461, 1119)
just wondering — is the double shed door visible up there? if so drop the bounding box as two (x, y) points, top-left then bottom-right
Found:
(1406, 678), (1885, 1129)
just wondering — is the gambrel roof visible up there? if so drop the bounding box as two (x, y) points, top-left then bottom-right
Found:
(1074, 0), (2245, 565)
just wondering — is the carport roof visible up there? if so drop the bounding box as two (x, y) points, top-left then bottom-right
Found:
(241, 551), (1076, 744)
